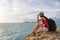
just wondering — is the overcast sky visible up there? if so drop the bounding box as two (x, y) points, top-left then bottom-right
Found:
(0, 0), (60, 23)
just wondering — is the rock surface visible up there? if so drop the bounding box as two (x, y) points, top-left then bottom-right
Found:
(24, 31), (60, 40)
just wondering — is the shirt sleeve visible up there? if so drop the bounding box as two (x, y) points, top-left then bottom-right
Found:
(43, 19), (49, 28)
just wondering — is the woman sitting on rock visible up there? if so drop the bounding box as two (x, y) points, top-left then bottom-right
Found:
(32, 12), (49, 33)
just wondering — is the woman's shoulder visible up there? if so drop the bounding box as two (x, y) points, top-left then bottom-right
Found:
(41, 17), (46, 20)
(41, 17), (44, 19)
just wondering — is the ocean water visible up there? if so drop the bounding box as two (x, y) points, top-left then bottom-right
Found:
(0, 22), (60, 40)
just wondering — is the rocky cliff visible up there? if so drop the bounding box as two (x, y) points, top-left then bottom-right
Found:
(24, 31), (60, 40)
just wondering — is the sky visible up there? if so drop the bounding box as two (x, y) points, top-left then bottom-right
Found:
(0, 0), (60, 23)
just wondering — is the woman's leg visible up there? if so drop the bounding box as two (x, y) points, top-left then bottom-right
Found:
(32, 24), (43, 33)
(32, 24), (39, 33)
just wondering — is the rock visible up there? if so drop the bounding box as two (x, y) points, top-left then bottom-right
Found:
(24, 31), (60, 40)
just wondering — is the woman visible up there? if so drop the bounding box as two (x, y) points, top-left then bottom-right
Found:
(32, 12), (49, 33)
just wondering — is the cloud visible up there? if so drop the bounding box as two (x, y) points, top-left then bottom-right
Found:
(0, 0), (60, 22)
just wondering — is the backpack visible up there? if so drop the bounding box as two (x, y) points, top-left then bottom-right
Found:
(44, 16), (57, 31)
(48, 18), (57, 31)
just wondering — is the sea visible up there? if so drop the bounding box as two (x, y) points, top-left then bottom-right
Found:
(0, 21), (60, 40)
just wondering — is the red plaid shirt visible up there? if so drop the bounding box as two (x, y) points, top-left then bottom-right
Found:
(43, 19), (49, 28)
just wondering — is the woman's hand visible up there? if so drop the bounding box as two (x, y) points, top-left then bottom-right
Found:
(43, 24), (45, 27)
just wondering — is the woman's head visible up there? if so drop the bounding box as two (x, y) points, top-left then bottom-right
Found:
(39, 12), (44, 17)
